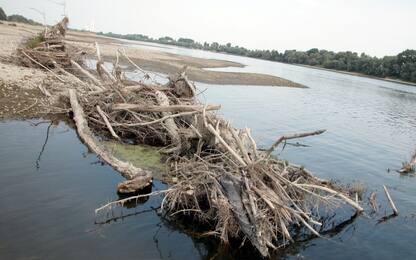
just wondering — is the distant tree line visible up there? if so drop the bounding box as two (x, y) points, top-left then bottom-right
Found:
(1, 5), (414, 83)
(99, 31), (416, 83)
(0, 7), (42, 26)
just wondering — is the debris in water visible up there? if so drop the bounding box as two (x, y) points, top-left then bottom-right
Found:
(17, 17), (364, 257)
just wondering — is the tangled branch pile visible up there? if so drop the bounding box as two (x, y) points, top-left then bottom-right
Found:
(17, 18), (363, 257)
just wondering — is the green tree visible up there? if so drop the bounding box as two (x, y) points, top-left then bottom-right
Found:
(0, 7), (7, 21)
(7, 14), (41, 25)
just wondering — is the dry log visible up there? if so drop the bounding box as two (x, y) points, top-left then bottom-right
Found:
(123, 84), (171, 92)
(121, 111), (201, 127)
(154, 90), (181, 153)
(68, 89), (152, 185)
(220, 174), (268, 257)
(117, 176), (153, 194)
(113, 103), (221, 113)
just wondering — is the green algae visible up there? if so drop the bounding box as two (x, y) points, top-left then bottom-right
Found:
(102, 141), (166, 179)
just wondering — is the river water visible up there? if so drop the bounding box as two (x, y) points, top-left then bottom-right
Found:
(1, 41), (416, 259)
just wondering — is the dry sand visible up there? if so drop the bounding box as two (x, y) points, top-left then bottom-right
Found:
(0, 21), (303, 87)
(0, 21), (304, 118)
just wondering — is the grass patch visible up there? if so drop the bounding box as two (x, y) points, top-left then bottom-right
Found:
(350, 181), (366, 200)
(25, 34), (45, 49)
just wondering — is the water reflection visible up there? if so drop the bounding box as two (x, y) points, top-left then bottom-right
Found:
(1, 41), (416, 258)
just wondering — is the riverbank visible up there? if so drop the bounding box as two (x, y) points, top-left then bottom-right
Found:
(99, 35), (416, 88)
(0, 21), (303, 88)
(296, 64), (416, 87)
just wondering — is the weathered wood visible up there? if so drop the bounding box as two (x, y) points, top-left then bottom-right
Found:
(383, 185), (398, 215)
(220, 174), (268, 257)
(70, 60), (103, 90)
(113, 103), (221, 113)
(96, 105), (120, 140)
(123, 84), (171, 92)
(399, 150), (416, 173)
(117, 176), (153, 194)
(95, 42), (117, 83)
(95, 189), (171, 214)
(21, 51), (66, 82)
(166, 69), (197, 98)
(118, 48), (150, 78)
(265, 129), (326, 158)
(230, 127), (252, 164)
(154, 90), (181, 153)
(68, 89), (152, 185)
(297, 184), (364, 212)
(207, 124), (247, 166)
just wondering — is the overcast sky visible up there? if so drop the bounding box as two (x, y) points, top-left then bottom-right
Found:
(1, 0), (415, 57)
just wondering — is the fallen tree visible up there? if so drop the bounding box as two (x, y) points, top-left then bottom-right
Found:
(17, 17), (363, 257)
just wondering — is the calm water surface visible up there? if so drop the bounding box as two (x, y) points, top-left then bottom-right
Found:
(1, 42), (416, 259)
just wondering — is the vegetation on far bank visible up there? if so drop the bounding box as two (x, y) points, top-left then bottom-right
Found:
(0, 7), (42, 26)
(1, 6), (415, 83)
(98, 33), (416, 84)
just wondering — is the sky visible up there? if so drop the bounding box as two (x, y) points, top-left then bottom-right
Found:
(1, 0), (415, 57)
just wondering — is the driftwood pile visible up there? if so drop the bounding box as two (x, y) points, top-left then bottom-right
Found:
(18, 17), (74, 69)
(17, 18), (363, 257)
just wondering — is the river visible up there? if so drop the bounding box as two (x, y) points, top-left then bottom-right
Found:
(1, 41), (416, 259)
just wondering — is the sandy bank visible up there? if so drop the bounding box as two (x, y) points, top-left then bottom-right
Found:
(0, 21), (304, 88)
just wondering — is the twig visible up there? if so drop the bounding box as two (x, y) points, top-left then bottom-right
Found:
(230, 127), (252, 164)
(95, 42), (117, 82)
(118, 48), (152, 80)
(207, 124), (247, 166)
(95, 189), (172, 214)
(21, 51), (65, 82)
(297, 184), (363, 212)
(37, 84), (51, 97)
(264, 129), (326, 158)
(70, 60), (103, 90)
(113, 103), (221, 113)
(245, 128), (259, 160)
(96, 105), (120, 140)
(383, 185), (398, 215)
(368, 192), (378, 213)
(16, 99), (38, 114)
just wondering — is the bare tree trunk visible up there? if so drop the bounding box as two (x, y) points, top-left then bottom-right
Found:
(68, 89), (152, 189)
